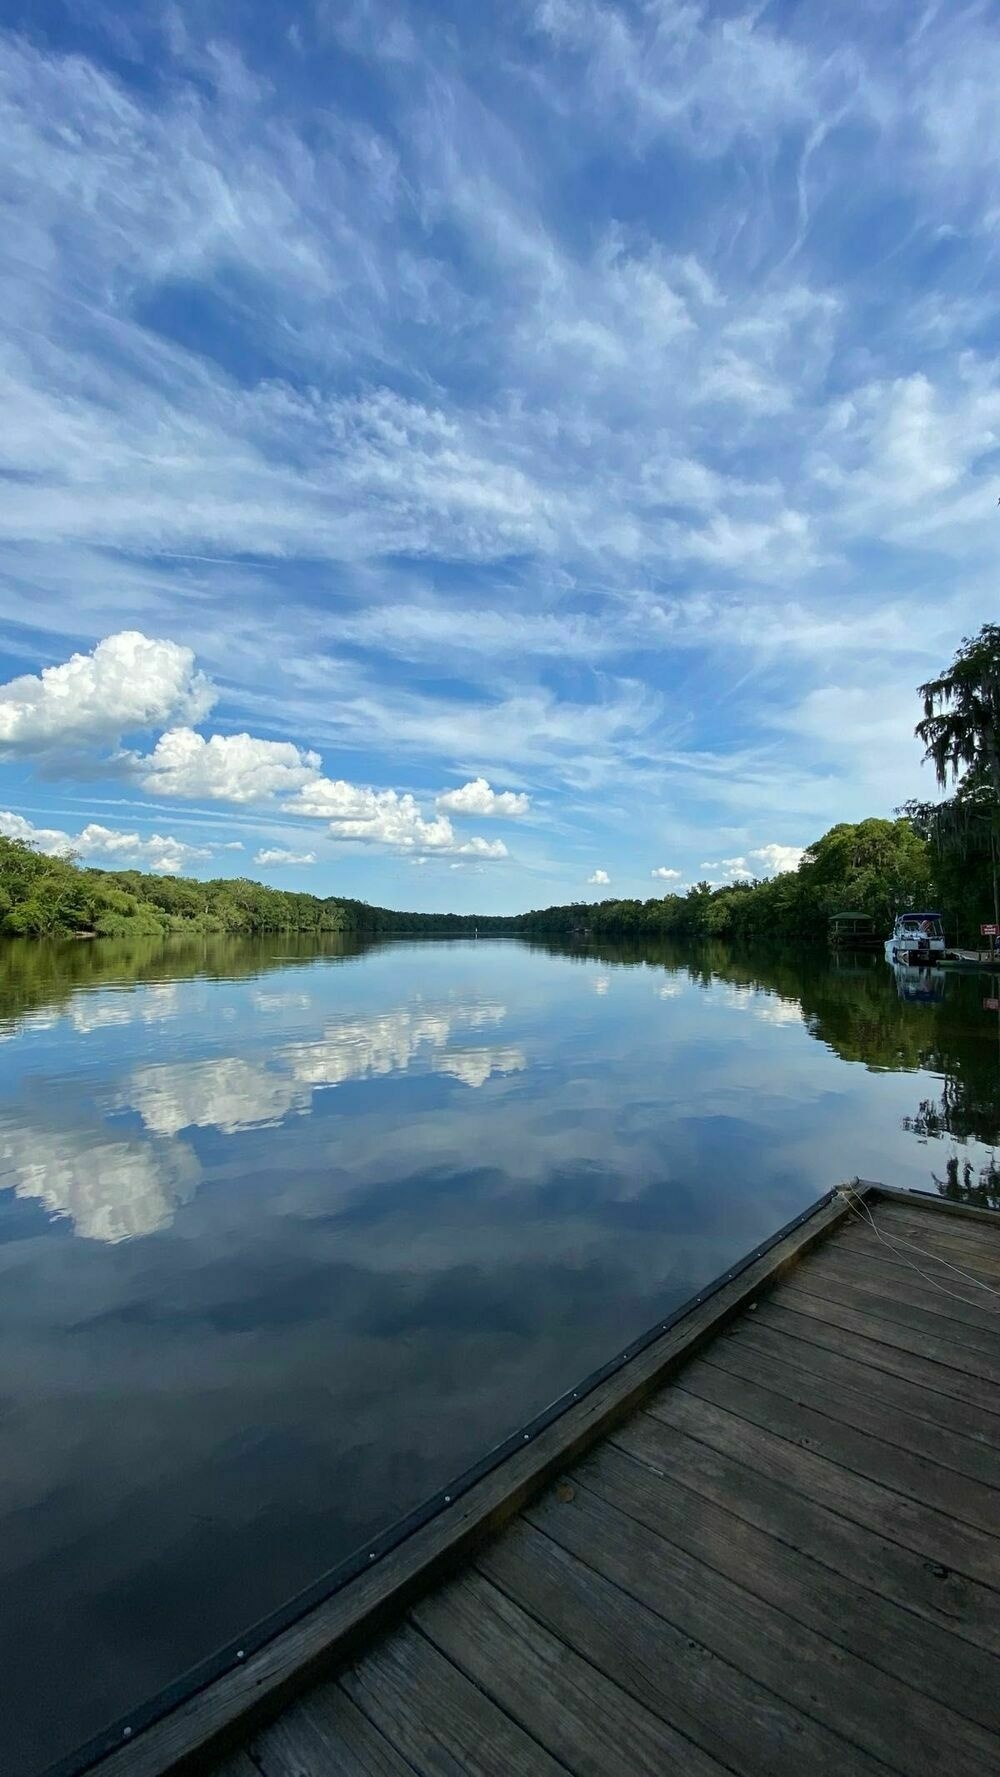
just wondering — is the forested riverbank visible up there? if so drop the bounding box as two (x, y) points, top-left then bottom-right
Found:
(0, 807), (993, 944)
(520, 817), (995, 948)
(2, 626), (996, 945)
(0, 834), (517, 940)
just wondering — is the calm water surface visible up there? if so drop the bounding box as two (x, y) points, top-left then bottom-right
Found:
(1, 933), (998, 1773)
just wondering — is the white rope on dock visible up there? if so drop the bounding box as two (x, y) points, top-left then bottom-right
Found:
(836, 1184), (1000, 1313)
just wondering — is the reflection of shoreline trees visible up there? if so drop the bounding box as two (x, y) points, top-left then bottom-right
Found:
(4, 930), (998, 1212)
(528, 933), (1000, 1208)
(934, 1154), (1000, 1211)
(0, 931), (372, 1035)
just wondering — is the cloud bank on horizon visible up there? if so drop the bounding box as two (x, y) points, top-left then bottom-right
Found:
(0, 0), (994, 910)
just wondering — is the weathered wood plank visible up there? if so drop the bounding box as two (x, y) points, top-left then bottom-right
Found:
(207, 1760), (259, 1777)
(640, 1393), (1000, 1646)
(716, 1320), (1000, 1489)
(340, 1624), (566, 1777)
(777, 1286), (1000, 1393)
(670, 1369), (1000, 1582)
(827, 1220), (1000, 1289)
(733, 1302), (1000, 1436)
(796, 1248), (1000, 1343)
(535, 1463), (1000, 1777)
(875, 1200), (1000, 1247)
(863, 1208), (1000, 1282)
(612, 1408), (1000, 1663)
(252, 1684), (414, 1777)
(478, 1518), (885, 1777)
(750, 1299), (1000, 1447)
(577, 1440), (1000, 1737)
(869, 1186), (1000, 1228)
(414, 1570), (728, 1777)
(83, 1185), (872, 1777)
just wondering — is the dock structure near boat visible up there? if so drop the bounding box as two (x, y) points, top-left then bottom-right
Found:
(76, 1183), (1000, 1777)
(827, 910), (882, 949)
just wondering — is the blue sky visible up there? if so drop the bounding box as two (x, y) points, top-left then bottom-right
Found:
(1, 0), (998, 912)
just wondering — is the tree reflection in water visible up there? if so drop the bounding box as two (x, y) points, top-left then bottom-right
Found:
(2, 930), (999, 1210)
(528, 934), (1000, 1211)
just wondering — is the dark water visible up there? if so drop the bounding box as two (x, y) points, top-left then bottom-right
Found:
(1, 933), (998, 1774)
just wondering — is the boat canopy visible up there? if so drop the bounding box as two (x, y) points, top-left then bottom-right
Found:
(897, 911), (944, 921)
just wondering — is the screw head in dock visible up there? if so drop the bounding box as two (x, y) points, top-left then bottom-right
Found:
(236, 1649), (245, 1661)
(122, 1728), (132, 1739)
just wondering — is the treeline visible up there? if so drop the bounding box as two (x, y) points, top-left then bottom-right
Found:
(0, 836), (363, 938)
(520, 816), (985, 946)
(343, 903), (516, 938)
(0, 836), (517, 940)
(0, 810), (993, 946)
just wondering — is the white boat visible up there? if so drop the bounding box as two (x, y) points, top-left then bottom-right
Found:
(885, 910), (945, 965)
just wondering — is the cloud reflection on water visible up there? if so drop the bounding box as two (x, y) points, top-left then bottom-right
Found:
(0, 1124), (198, 1243)
(3, 994), (525, 1240)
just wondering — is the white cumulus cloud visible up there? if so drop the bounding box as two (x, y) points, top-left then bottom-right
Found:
(122, 719), (512, 860)
(254, 847), (317, 866)
(0, 632), (214, 752)
(437, 777), (530, 816)
(285, 776), (507, 858)
(752, 842), (804, 875)
(701, 856), (753, 881)
(651, 866), (682, 880)
(588, 868), (610, 885)
(0, 810), (213, 874)
(134, 728), (321, 803)
(700, 843), (804, 882)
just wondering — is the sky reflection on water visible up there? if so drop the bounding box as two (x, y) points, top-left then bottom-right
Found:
(0, 934), (998, 1773)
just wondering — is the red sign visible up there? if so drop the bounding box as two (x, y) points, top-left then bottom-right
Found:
(982, 924), (999, 937)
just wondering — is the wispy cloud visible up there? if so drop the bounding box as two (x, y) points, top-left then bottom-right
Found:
(0, 4), (996, 905)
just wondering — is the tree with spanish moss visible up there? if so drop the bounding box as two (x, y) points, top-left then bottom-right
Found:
(913, 623), (1000, 938)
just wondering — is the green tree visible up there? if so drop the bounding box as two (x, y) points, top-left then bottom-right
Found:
(916, 623), (1000, 931)
(798, 818), (933, 930)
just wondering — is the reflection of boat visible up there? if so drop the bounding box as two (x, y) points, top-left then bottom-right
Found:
(885, 911), (945, 965)
(891, 963), (946, 1004)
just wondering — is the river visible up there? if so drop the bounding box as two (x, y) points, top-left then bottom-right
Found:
(1, 932), (998, 1774)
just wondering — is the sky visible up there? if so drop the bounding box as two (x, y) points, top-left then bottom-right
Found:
(1, 0), (998, 913)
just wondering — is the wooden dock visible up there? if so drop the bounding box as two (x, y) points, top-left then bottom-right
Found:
(75, 1184), (1000, 1777)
